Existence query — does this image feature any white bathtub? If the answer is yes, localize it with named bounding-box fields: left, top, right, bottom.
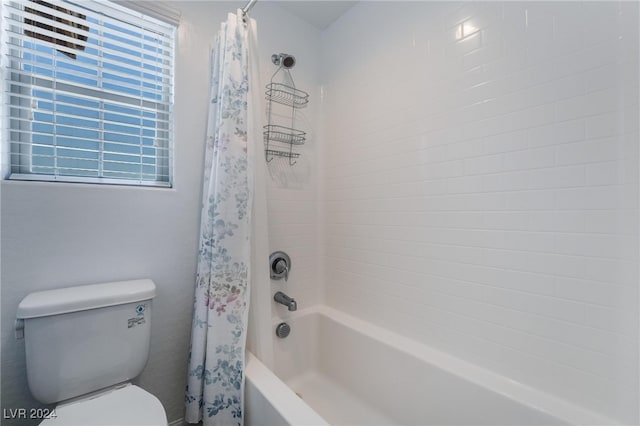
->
left=246, top=305, right=616, bottom=426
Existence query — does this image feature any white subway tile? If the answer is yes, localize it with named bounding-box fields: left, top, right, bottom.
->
left=528, top=118, right=585, bottom=148
left=529, top=211, right=586, bottom=233
left=554, top=89, right=618, bottom=122
left=484, top=129, right=528, bottom=154
left=322, top=1, right=638, bottom=422
left=586, top=161, right=621, bottom=185
left=482, top=170, right=529, bottom=192
left=555, top=137, right=619, bottom=166
left=503, top=146, right=556, bottom=171
left=586, top=112, right=620, bottom=139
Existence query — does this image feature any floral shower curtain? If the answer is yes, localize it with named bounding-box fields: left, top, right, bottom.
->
left=185, top=11, right=258, bottom=426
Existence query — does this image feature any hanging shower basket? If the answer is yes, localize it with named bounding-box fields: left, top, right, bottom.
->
left=265, top=82, right=309, bottom=108
left=264, top=53, right=309, bottom=165
left=263, top=124, right=306, bottom=145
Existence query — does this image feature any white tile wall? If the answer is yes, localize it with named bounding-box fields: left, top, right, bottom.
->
left=263, top=6, right=324, bottom=320
left=321, top=1, right=639, bottom=423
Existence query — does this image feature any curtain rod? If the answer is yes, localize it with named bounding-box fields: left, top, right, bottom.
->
left=242, top=0, right=258, bottom=15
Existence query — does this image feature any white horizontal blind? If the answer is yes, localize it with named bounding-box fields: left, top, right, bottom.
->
left=2, top=0, right=175, bottom=186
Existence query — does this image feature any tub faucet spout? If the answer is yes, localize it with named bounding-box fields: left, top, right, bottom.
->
left=274, top=291, right=297, bottom=311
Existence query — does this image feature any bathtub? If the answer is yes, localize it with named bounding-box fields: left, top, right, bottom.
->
left=245, top=305, right=616, bottom=426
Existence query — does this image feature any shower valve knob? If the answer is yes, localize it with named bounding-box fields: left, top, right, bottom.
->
left=274, top=259, right=288, bottom=280
left=269, top=251, right=291, bottom=281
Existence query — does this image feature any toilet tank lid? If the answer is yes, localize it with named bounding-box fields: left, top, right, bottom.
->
left=17, top=279, right=156, bottom=319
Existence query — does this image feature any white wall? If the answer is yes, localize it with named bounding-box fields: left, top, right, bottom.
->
left=0, top=3, right=214, bottom=422
left=0, top=2, right=321, bottom=424
left=321, top=1, right=639, bottom=423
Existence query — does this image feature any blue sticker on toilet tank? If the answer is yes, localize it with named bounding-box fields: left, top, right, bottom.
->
left=136, top=304, right=145, bottom=315
left=128, top=304, right=146, bottom=329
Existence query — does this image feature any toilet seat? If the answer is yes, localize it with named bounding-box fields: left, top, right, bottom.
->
left=40, top=384, right=167, bottom=426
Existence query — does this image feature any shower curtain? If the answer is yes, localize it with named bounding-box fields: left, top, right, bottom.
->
left=185, top=11, right=259, bottom=426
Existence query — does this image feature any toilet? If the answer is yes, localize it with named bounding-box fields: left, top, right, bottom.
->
left=16, top=279, right=168, bottom=425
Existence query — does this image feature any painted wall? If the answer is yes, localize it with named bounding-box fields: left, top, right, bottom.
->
left=321, top=1, right=639, bottom=423
left=0, top=2, right=320, bottom=424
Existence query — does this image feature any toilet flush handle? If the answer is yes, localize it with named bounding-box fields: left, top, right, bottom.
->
left=15, top=319, right=24, bottom=339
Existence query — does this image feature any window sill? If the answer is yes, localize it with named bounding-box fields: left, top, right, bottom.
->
left=6, top=174, right=173, bottom=189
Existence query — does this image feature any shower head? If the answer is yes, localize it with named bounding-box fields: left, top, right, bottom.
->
left=272, top=53, right=296, bottom=69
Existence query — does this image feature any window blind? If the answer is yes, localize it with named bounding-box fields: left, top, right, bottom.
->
left=2, top=0, right=175, bottom=186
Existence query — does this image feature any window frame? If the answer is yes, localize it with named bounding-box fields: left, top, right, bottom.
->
left=1, top=0, right=176, bottom=188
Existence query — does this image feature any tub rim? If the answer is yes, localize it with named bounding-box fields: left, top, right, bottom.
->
left=246, top=351, right=328, bottom=426
left=273, top=304, right=618, bottom=426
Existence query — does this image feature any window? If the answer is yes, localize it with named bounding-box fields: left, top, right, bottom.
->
left=1, top=0, right=175, bottom=186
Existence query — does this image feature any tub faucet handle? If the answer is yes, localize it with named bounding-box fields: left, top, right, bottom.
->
left=270, top=251, right=291, bottom=281
left=275, top=259, right=289, bottom=282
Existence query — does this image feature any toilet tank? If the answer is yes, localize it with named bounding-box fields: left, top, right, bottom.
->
left=16, top=279, right=156, bottom=404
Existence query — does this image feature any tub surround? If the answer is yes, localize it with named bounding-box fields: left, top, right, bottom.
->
left=321, top=1, right=639, bottom=422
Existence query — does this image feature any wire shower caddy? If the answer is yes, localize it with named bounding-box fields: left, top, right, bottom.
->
left=264, top=53, right=309, bottom=165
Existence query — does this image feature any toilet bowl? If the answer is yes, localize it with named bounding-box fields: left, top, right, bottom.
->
left=41, top=384, right=167, bottom=426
